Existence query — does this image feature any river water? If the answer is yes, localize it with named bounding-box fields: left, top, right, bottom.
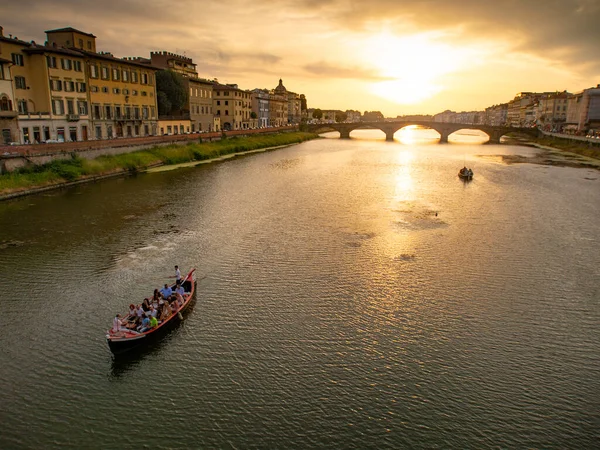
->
left=0, top=129, right=598, bottom=449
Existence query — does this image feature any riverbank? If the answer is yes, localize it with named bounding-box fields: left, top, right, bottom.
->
left=0, top=132, right=319, bottom=200
left=498, top=136, right=600, bottom=170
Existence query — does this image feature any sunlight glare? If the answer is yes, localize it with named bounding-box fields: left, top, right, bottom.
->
left=365, top=31, right=471, bottom=105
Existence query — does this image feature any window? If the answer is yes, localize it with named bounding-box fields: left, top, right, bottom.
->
left=23, top=127, right=30, bottom=143
left=64, top=81, right=75, bottom=92
left=51, top=99, right=64, bottom=115
left=225, top=101, right=228, bottom=105
left=0, top=65, right=4, bottom=80
left=11, top=53, right=24, bottom=66
left=141, top=73, right=148, bottom=84
left=78, top=101, right=88, bottom=115
left=43, top=126, right=50, bottom=141
left=73, top=60, right=82, bottom=72
left=131, top=71, right=138, bottom=83
left=112, top=68, right=120, bottom=81
left=15, top=76, right=26, bottom=89
left=113, top=88, right=120, bottom=94
left=217, top=100, right=220, bottom=106
left=93, top=105, right=101, bottom=119
left=87, top=41, right=92, bottom=50
left=142, top=106, right=149, bottom=119
left=122, top=70, right=129, bottom=82
left=51, top=79, right=63, bottom=91
left=0, top=95, right=11, bottom=111
left=77, top=82, right=86, bottom=93
left=18, top=99, right=28, bottom=114
left=61, top=59, right=72, bottom=70
left=141, top=91, right=147, bottom=96
left=104, top=105, right=112, bottom=119
left=101, top=86, right=109, bottom=93
left=134, top=107, right=140, bottom=119
left=47, top=56, right=57, bottom=68
left=101, top=66, right=109, bottom=80
left=132, top=90, right=138, bottom=96
left=225, top=110, right=229, bottom=115
left=123, top=88, right=129, bottom=95
left=67, top=99, right=75, bottom=115
left=78, top=39, right=84, bottom=48
left=115, top=106, right=122, bottom=119
left=90, top=65, right=98, bottom=79
left=95, top=126, right=102, bottom=139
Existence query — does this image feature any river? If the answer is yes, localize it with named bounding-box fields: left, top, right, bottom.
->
left=0, top=128, right=598, bottom=449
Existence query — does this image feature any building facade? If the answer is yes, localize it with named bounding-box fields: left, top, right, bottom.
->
left=251, top=89, right=269, bottom=128
left=0, top=28, right=19, bottom=143
left=45, top=27, right=159, bottom=140
left=213, top=83, right=253, bottom=130
left=188, top=78, right=213, bottom=132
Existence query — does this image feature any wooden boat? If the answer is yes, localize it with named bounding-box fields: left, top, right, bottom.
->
left=458, top=167, right=473, bottom=180
left=106, top=268, right=197, bottom=355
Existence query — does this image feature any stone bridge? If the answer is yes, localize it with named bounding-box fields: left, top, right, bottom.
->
left=306, top=121, right=540, bottom=144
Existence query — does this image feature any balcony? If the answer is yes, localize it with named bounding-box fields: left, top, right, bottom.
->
left=66, top=114, right=80, bottom=122
left=0, top=110, right=18, bottom=118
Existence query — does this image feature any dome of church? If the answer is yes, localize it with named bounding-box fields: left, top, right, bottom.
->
left=274, top=78, right=287, bottom=93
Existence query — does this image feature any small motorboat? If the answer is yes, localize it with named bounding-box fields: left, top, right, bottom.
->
left=106, top=268, right=197, bottom=355
left=458, top=167, right=473, bottom=180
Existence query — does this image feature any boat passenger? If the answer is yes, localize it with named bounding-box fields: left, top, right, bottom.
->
left=126, top=304, right=137, bottom=321
left=112, top=314, right=127, bottom=333
left=160, top=284, right=173, bottom=299
left=142, top=298, right=151, bottom=311
left=149, top=305, right=158, bottom=318
left=175, top=281, right=185, bottom=297
left=149, top=315, right=158, bottom=328
left=174, top=265, right=181, bottom=283
left=153, top=289, right=161, bottom=302
left=136, top=304, right=144, bottom=319
left=139, top=314, right=151, bottom=332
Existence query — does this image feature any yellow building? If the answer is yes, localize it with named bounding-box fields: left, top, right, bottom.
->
left=189, top=78, right=214, bottom=132
left=0, top=28, right=91, bottom=144
left=45, top=27, right=159, bottom=139
left=213, top=83, right=252, bottom=130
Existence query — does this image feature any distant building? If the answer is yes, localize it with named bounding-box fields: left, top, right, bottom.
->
left=251, top=89, right=270, bottom=128
left=565, top=84, right=600, bottom=133
left=213, top=83, right=252, bottom=130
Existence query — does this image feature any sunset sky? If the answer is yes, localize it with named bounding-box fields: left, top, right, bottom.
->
left=1, top=0, right=599, bottom=116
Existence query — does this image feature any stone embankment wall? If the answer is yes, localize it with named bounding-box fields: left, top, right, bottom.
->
left=0, top=126, right=297, bottom=173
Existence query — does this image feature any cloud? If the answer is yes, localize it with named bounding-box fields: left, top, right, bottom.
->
left=303, top=61, right=388, bottom=80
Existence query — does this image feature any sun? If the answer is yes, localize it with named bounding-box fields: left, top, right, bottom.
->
left=364, top=31, right=468, bottom=105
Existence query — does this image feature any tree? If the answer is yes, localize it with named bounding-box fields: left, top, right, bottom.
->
left=335, top=111, right=348, bottom=123
left=300, top=94, right=307, bottom=111
left=250, top=111, right=257, bottom=119
left=312, top=108, right=323, bottom=120
left=156, top=70, right=188, bottom=116
left=157, top=91, right=172, bottom=116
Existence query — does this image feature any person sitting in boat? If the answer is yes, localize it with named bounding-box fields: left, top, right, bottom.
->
left=153, top=289, right=161, bottom=303
left=149, top=315, right=159, bottom=329
left=136, top=304, right=145, bottom=320
left=126, top=304, right=137, bottom=321
left=175, top=291, right=184, bottom=307
left=148, top=305, right=158, bottom=318
left=160, top=283, right=173, bottom=299
left=175, top=280, right=185, bottom=297
left=159, top=303, right=172, bottom=321
left=139, top=314, right=151, bottom=332
left=142, top=298, right=151, bottom=312
left=112, top=314, right=127, bottom=333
